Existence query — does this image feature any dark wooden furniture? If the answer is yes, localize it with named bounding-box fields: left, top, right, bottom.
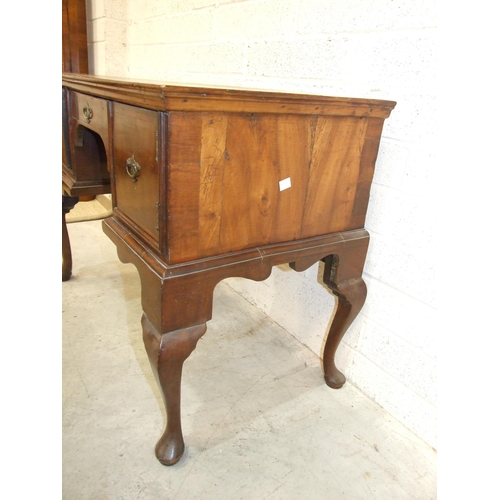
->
left=62, top=73, right=396, bottom=465
left=62, top=0, right=112, bottom=281
left=62, top=0, right=88, bottom=75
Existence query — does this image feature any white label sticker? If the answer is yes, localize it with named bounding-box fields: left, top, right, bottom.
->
left=279, top=177, right=291, bottom=191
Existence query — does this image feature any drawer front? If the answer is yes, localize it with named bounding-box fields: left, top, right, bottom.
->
left=70, top=91, right=109, bottom=140
left=67, top=90, right=110, bottom=186
left=113, top=102, right=160, bottom=247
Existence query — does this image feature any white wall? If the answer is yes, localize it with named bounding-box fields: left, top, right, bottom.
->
left=86, top=0, right=437, bottom=448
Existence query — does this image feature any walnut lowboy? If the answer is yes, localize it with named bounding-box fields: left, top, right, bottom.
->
left=62, top=73, right=396, bottom=465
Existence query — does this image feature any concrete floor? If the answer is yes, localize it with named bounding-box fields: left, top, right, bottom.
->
left=62, top=219, right=437, bottom=499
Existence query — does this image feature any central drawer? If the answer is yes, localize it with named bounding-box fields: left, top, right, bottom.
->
left=70, top=92, right=109, bottom=139
left=65, top=91, right=110, bottom=189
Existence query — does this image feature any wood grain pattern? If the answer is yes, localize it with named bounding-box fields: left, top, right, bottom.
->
left=167, top=113, right=203, bottom=261
left=198, top=114, right=228, bottom=256
left=350, top=118, right=385, bottom=228
left=62, top=0, right=88, bottom=74
left=301, top=116, right=367, bottom=236
left=219, top=113, right=280, bottom=252
left=166, top=112, right=377, bottom=264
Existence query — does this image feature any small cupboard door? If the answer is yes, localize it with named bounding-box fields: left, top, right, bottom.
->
left=113, top=103, right=161, bottom=248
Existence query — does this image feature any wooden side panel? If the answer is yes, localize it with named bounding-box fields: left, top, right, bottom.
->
left=167, top=112, right=372, bottom=264
left=349, top=118, right=385, bottom=229
left=301, top=116, right=368, bottom=237
left=198, top=114, right=228, bottom=256
left=219, top=114, right=280, bottom=252
left=273, top=116, right=311, bottom=242
left=113, top=103, right=160, bottom=245
left=218, top=114, right=312, bottom=253
left=167, top=113, right=203, bottom=262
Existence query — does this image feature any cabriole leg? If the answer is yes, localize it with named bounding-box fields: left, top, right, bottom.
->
left=322, top=255, right=367, bottom=389
left=141, top=314, right=207, bottom=466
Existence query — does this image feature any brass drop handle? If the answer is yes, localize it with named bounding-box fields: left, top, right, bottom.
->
left=126, top=155, right=141, bottom=182
left=82, top=103, right=93, bottom=124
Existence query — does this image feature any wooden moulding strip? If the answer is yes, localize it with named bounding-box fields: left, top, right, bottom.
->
left=62, top=74, right=397, bottom=118
left=103, top=216, right=369, bottom=280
